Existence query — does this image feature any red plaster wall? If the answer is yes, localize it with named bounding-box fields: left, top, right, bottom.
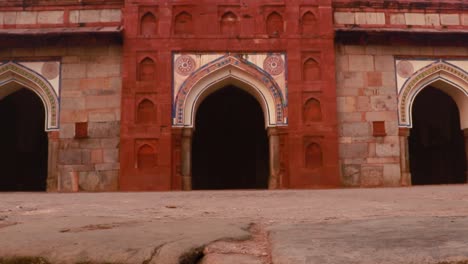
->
left=120, top=0, right=340, bottom=190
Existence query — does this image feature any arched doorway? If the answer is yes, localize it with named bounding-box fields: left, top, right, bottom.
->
left=0, top=88, right=48, bottom=191
left=192, top=86, right=269, bottom=190
left=409, top=87, right=467, bottom=185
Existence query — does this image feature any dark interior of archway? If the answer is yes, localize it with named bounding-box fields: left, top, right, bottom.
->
left=0, top=88, right=48, bottom=191
left=192, top=86, right=269, bottom=190
left=409, top=86, right=466, bottom=185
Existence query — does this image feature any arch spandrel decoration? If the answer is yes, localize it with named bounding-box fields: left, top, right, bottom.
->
left=397, top=59, right=468, bottom=129
left=172, top=53, right=288, bottom=127
left=0, top=61, right=60, bottom=131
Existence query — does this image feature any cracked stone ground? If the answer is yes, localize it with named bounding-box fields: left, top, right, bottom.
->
left=1, top=186, right=468, bottom=264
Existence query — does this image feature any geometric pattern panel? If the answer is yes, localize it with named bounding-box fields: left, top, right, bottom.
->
left=172, top=52, right=287, bottom=127
left=0, top=61, right=61, bottom=131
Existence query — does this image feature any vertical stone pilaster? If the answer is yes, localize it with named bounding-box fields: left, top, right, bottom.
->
left=268, top=127, right=280, bottom=189
left=181, top=128, right=193, bottom=190
left=399, top=127, right=411, bottom=186
left=47, top=131, right=59, bottom=192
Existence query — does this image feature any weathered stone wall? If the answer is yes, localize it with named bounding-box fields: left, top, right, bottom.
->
left=335, top=43, right=468, bottom=187
left=0, top=44, right=122, bottom=192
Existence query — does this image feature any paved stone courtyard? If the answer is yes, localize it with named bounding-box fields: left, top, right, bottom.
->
left=1, top=185, right=468, bottom=264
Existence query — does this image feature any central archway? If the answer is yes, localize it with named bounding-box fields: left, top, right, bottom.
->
left=409, top=87, right=466, bottom=185
left=192, top=86, right=269, bottom=190
left=0, top=88, right=48, bottom=191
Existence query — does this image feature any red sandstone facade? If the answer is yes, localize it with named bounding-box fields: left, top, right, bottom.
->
left=0, top=0, right=466, bottom=191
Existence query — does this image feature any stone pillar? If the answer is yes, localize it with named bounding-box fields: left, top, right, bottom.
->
left=464, top=129, right=468, bottom=183
left=181, top=128, right=193, bottom=191
left=47, top=131, right=59, bottom=192
left=398, top=127, right=411, bottom=186
left=268, top=127, right=280, bottom=189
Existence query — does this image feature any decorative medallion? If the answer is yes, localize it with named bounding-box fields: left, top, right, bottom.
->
left=41, top=62, right=60, bottom=80
left=175, top=55, right=196, bottom=76
left=396, top=61, right=414, bottom=79
left=263, top=55, right=285, bottom=76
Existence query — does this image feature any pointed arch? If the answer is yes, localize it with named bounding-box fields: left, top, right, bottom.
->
left=138, top=57, right=156, bottom=81
left=398, top=61, right=468, bottom=129
left=140, top=12, right=158, bottom=36
left=137, top=144, right=157, bottom=169
left=221, top=11, right=239, bottom=35
left=266, top=12, right=284, bottom=36
left=305, top=143, right=323, bottom=169
left=174, top=11, right=193, bottom=35
left=303, top=58, right=321, bottom=81
left=0, top=62, right=59, bottom=131
left=301, top=11, right=317, bottom=34
left=173, top=55, right=287, bottom=127
left=136, top=98, right=156, bottom=124
left=304, top=98, right=322, bottom=123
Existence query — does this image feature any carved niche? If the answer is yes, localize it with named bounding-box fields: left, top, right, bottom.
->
left=303, top=57, right=321, bottom=81
left=174, top=11, right=193, bottom=35
left=140, top=12, right=158, bottom=36
left=304, top=98, right=322, bottom=123
left=220, top=11, right=239, bottom=35
left=266, top=12, right=284, bottom=36
left=305, top=143, right=323, bottom=169
left=138, top=57, right=156, bottom=81
left=301, top=11, right=317, bottom=35
left=136, top=99, right=157, bottom=124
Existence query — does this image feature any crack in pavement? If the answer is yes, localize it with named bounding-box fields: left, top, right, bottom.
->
left=142, top=238, right=184, bottom=264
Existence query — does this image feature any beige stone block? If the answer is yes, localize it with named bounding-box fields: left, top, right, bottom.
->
left=341, top=122, right=370, bottom=137
left=462, top=14, right=468, bottom=26
left=62, top=64, right=86, bottom=79
left=370, top=95, right=397, bottom=111
left=405, top=13, right=425, bottom=26
left=69, top=10, right=79, bottom=23
left=86, top=63, right=121, bottom=78
left=344, top=45, right=366, bottom=55
left=78, top=10, right=101, bottom=23
left=37, top=11, right=64, bottom=24
left=339, top=143, right=368, bottom=158
left=0, top=13, right=4, bottom=25
left=425, top=14, right=440, bottom=26
left=341, top=72, right=364, bottom=89
left=433, top=47, right=467, bottom=56
left=79, top=171, right=100, bottom=191
left=60, top=110, right=87, bottom=123
left=361, top=165, right=384, bottom=187
left=356, top=96, right=371, bottom=111
left=80, top=139, right=101, bottom=149
left=374, top=55, right=395, bottom=72
left=59, top=123, right=75, bottom=139
left=103, top=149, right=119, bottom=163
left=440, top=14, right=460, bottom=26
left=390, top=14, right=405, bottom=25
left=91, top=149, right=103, bottom=164
left=355, top=12, right=366, bottom=24
left=61, top=79, right=81, bottom=90
left=376, top=142, right=399, bottom=157
left=100, top=9, right=121, bottom=22
left=3, top=12, right=16, bottom=25
left=337, top=96, right=356, bottom=113
left=366, top=12, right=385, bottom=25
left=348, top=55, right=374, bottom=71
left=365, top=111, right=397, bottom=121
left=341, top=164, right=361, bottom=187
left=16, top=11, right=37, bottom=24
left=383, top=164, right=401, bottom=186
left=338, top=112, right=362, bottom=123
left=89, top=112, right=116, bottom=122
left=381, top=72, right=397, bottom=88
left=334, top=12, right=355, bottom=24
left=61, top=97, right=85, bottom=110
